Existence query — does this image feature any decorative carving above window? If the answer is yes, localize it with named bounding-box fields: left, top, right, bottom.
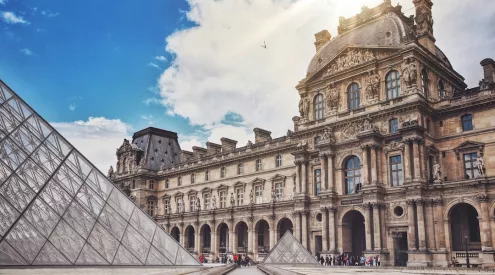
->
left=454, top=141, right=484, bottom=160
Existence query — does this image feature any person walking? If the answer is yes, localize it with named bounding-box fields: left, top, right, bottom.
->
left=325, top=255, right=330, bottom=266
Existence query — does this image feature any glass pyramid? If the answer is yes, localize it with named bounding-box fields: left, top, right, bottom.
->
left=262, top=231, right=318, bottom=264
left=0, top=80, right=201, bottom=266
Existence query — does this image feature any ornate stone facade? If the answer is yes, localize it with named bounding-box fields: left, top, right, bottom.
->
left=110, top=0, right=495, bottom=268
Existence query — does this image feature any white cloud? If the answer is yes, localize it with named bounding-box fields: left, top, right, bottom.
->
left=179, top=138, right=202, bottom=151
left=20, top=48, right=34, bottom=56
left=0, top=0, right=7, bottom=6
left=69, top=104, right=76, bottom=111
left=155, top=56, right=167, bottom=62
left=52, top=117, right=131, bottom=172
left=157, top=0, right=494, bottom=145
left=143, top=97, right=161, bottom=106
left=1, top=11, right=29, bottom=24
left=41, top=10, right=59, bottom=17
left=148, top=62, right=161, bottom=69
left=140, top=114, right=153, bottom=120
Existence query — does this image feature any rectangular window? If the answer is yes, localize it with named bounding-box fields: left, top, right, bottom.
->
left=149, top=180, right=155, bottom=190
left=164, top=200, right=170, bottom=214
left=191, top=174, right=195, bottom=184
left=220, top=191, right=226, bottom=208
left=462, top=115, right=473, bottom=131
left=390, top=155, right=404, bottom=186
left=236, top=188, right=244, bottom=206
left=389, top=119, right=399, bottom=134
left=204, top=194, right=210, bottom=210
left=165, top=179, right=169, bottom=189
left=464, top=153, right=479, bottom=179
left=189, top=196, right=196, bottom=212
left=255, top=186, right=263, bottom=204
left=147, top=200, right=156, bottom=216
left=314, top=136, right=320, bottom=145
left=314, top=169, right=321, bottom=195
left=177, top=177, right=181, bottom=186
left=238, top=164, right=243, bottom=175
left=275, top=183, right=283, bottom=202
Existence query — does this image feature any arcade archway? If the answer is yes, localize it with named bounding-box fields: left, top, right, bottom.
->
left=236, top=221, right=248, bottom=254
left=200, top=224, right=211, bottom=254
left=450, top=203, right=481, bottom=251
left=170, top=226, right=180, bottom=243
left=277, top=218, right=293, bottom=241
left=342, top=210, right=366, bottom=257
left=255, top=219, right=270, bottom=254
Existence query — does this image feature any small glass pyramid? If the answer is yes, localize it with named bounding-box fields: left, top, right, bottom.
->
left=262, top=231, right=318, bottom=264
left=0, top=80, right=201, bottom=266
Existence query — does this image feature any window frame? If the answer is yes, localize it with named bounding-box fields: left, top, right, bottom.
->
left=191, top=173, right=195, bottom=184
left=256, top=159, right=262, bottom=172
left=219, top=191, right=227, bottom=208
left=235, top=187, right=244, bottom=206
left=314, top=169, right=322, bottom=196
left=463, top=152, right=479, bottom=179
left=165, top=179, right=169, bottom=189
left=149, top=180, right=155, bottom=190
left=205, top=170, right=210, bottom=181
left=389, top=118, right=399, bottom=134
left=275, top=155, right=282, bottom=167
left=164, top=199, right=171, bottom=215
left=237, top=163, right=243, bottom=175
left=203, top=193, right=211, bottom=210
left=255, top=185, right=263, bottom=204
left=462, top=114, right=473, bottom=132
left=220, top=166, right=226, bottom=178
left=147, top=200, right=156, bottom=216
left=347, top=83, right=361, bottom=110
left=177, top=176, right=181, bottom=186
left=189, top=196, right=196, bottom=212
left=344, top=156, right=361, bottom=195
left=314, top=93, right=325, bottom=120
left=389, top=155, right=404, bottom=186
left=386, top=70, right=401, bottom=99
left=275, top=182, right=283, bottom=202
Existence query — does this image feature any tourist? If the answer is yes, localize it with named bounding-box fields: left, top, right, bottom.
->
left=325, top=255, right=330, bottom=266
left=199, top=254, right=204, bottom=263
left=360, top=255, right=365, bottom=266
left=320, top=256, right=324, bottom=265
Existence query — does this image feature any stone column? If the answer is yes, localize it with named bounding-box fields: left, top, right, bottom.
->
left=434, top=199, right=446, bottom=250
left=377, top=147, right=383, bottom=184
left=302, top=210, right=308, bottom=249
left=373, top=203, right=382, bottom=250
left=479, top=195, right=494, bottom=250
left=413, top=140, right=421, bottom=180
left=425, top=200, right=436, bottom=251
left=328, top=155, right=335, bottom=192
left=229, top=219, right=235, bottom=253
left=179, top=223, right=185, bottom=248
left=211, top=225, right=217, bottom=259
left=370, top=146, right=378, bottom=185
left=407, top=200, right=417, bottom=250
left=329, top=207, right=337, bottom=252
left=362, top=146, right=370, bottom=185
left=294, top=211, right=301, bottom=242
left=301, top=160, right=308, bottom=194
left=418, top=141, right=425, bottom=180
left=364, top=204, right=372, bottom=251
left=269, top=215, right=276, bottom=249
left=195, top=223, right=201, bottom=255
left=416, top=200, right=427, bottom=250
left=321, top=154, right=328, bottom=191
left=247, top=218, right=254, bottom=256
left=294, top=161, right=301, bottom=194
left=379, top=204, right=387, bottom=250
left=403, top=140, right=412, bottom=182
left=321, top=207, right=328, bottom=251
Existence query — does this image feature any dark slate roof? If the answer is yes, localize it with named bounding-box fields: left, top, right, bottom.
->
left=131, top=127, right=181, bottom=171
left=307, top=12, right=415, bottom=76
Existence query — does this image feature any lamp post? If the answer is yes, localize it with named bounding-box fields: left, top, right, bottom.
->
left=464, top=233, right=470, bottom=268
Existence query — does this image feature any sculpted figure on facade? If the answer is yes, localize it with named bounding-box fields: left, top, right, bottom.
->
left=325, top=49, right=375, bottom=76
left=433, top=160, right=441, bottom=181
left=320, top=126, right=336, bottom=144
left=478, top=153, right=486, bottom=177
left=211, top=195, right=217, bottom=209
left=230, top=192, right=235, bottom=207
left=298, top=96, right=310, bottom=120
left=341, top=122, right=360, bottom=140
left=325, top=83, right=340, bottom=112
left=415, top=5, right=433, bottom=36
left=177, top=198, right=184, bottom=213
left=107, top=166, right=115, bottom=179
left=361, top=115, right=378, bottom=133
left=365, top=70, right=380, bottom=102
left=196, top=197, right=201, bottom=211
left=402, top=58, right=418, bottom=88
left=249, top=189, right=254, bottom=204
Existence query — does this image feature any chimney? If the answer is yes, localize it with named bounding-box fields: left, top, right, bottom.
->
left=206, top=142, right=222, bottom=155
left=180, top=150, right=193, bottom=162
left=220, top=137, right=237, bottom=152
left=253, top=128, right=272, bottom=144
left=192, top=146, right=207, bottom=159
left=413, top=0, right=436, bottom=53
left=314, top=30, right=331, bottom=52
left=480, top=58, right=495, bottom=84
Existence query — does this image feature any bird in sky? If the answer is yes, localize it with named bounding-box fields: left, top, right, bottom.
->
left=261, top=41, right=267, bottom=49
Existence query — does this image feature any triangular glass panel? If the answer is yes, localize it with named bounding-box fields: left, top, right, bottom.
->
left=32, top=241, right=71, bottom=265
left=0, top=241, right=28, bottom=265
left=261, top=231, right=318, bottom=264
left=75, top=243, right=109, bottom=265
left=0, top=80, right=200, bottom=266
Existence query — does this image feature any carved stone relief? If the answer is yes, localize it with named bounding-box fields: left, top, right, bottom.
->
left=325, top=83, right=341, bottom=113
left=364, top=70, right=380, bottom=103
left=324, top=49, right=375, bottom=76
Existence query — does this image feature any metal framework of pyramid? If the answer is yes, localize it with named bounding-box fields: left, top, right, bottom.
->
left=0, top=80, right=200, bottom=266
left=262, top=231, right=318, bottom=264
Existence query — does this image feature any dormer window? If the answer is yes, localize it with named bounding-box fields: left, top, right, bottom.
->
left=314, top=93, right=324, bottom=120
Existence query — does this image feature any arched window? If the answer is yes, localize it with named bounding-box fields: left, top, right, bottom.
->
left=386, top=70, right=401, bottom=99
left=220, top=167, right=226, bottom=178
left=438, top=80, right=446, bottom=99
left=205, top=170, right=210, bottom=181
left=237, top=163, right=243, bottom=175
left=347, top=83, right=360, bottom=110
left=275, top=155, right=282, bottom=167
left=421, top=69, right=429, bottom=97
left=314, top=93, right=324, bottom=120
left=461, top=114, right=473, bottom=131
left=344, top=156, right=361, bottom=194
left=256, top=159, right=262, bottom=171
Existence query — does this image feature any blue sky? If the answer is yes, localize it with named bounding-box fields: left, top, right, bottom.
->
left=1, top=0, right=494, bottom=171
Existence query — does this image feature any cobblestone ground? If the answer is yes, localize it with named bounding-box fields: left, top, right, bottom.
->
left=227, top=266, right=265, bottom=275
left=0, top=267, right=203, bottom=275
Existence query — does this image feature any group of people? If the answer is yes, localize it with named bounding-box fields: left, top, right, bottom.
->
left=316, top=253, right=381, bottom=266
left=202, top=253, right=253, bottom=267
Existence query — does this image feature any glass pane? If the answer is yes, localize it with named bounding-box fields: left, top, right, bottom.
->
left=85, top=169, right=113, bottom=200
left=10, top=125, right=42, bottom=154
left=24, top=198, right=60, bottom=237
left=112, top=244, right=142, bottom=265
left=30, top=143, right=62, bottom=174
left=98, top=204, right=127, bottom=241
left=63, top=200, right=96, bottom=239
left=76, top=184, right=105, bottom=218
left=0, top=175, right=36, bottom=212
left=75, top=243, right=109, bottom=265
left=66, top=151, right=92, bottom=179
left=5, top=97, right=32, bottom=122
left=0, top=240, right=28, bottom=265
left=0, top=196, right=19, bottom=237
left=32, top=241, right=71, bottom=265
left=107, top=188, right=135, bottom=221
left=129, top=207, right=156, bottom=242
left=52, top=163, right=84, bottom=196
left=121, top=225, right=151, bottom=263
left=5, top=217, right=46, bottom=263
left=40, top=179, right=73, bottom=215
left=24, top=115, right=51, bottom=141
left=146, top=245, right=173, bottom=265
left=0, top=82, right=14, bottom=104
left=88, top=222, right=120, bottom=263
left=49, top=220, right=85, bottom=263
left=0, top=137, right=27, bottom=171
left=0, top=160, right=13, bottom=186
left=16, top=158, right=49, bottom=193
left=0, top=103, right=24, bottom=134
left=464, top=154, right=471, bottom=161
left=152, top=227, right=179, bottom=263
left=45, top=133, right=72, bottom=159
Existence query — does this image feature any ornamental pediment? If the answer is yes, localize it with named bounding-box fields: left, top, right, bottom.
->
left=269, top=174, right=286, bottom=182
left=454, top=141, right=485, bottom=159
left=306, top=46, right=400, bottom=83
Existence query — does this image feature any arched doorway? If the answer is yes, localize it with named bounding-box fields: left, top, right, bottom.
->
left=217, top=223, right=229, bottom=256
left=185, top=225, right=195, bottom=253
left=236, top=222, right=248, bottom=255
left=170, top=226, right=180, bottom=243
left=200, top=224, right=211, bottom=255
left=342, top=210, right=365, bottom=257
left=255, top=220, right=270, bottom=255
left=450, top=203, right=481, bottom=251
left=277, top=218, right=293, bottom=241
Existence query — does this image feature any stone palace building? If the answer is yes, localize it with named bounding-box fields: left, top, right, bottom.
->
left=108, top=0, right=495, bottom=267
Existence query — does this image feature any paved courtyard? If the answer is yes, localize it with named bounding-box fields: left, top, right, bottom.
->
left=227, top=266, right=264, bottom=275
left=0, top=267, right=205, bottom=275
